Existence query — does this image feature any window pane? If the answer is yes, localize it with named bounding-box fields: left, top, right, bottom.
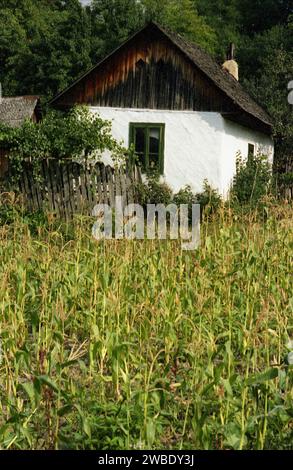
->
left=149, top=128, right=160, bottom=154
left=134, top=127, right=145, bottom=154
left=130, top=123, right=164, bottom=174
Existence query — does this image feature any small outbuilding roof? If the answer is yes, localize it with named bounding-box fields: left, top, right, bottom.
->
left=0, top=96, right=41, bottom=128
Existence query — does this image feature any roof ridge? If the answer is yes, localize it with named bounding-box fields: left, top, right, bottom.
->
left=153, top=22, right=272, bottom=125
left=49, top=21, right=272, bottom=130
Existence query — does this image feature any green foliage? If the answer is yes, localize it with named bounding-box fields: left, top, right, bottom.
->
left=196, top=0, right=241, bottom=59
left=0, top=0, right=218, bottom=101
left=238, top=22, right=293, bottom=136
left=143, top=0, right=217, bottom=54
left=0, top=2, right=292, bottom=450
left=0, top=204, right=292, bottom=449
left=0, top=0, right=292, bottom=181
left=89, top=0, right=145, bottom=62
left=173, top=185, right=198, bottom=222
left=0, top=123, right=12, bottom=150
left=196, top=2, right=292, bottom=179
left=173, top=185, right=197, bottom=206
left=134, top=172, right=173, bottom=207
left=0, top=193, right=49, bottom=233
left=276, top=172, right=293, bottom=198
left=135, top=176, right=222, bottom=218
left=0, top=201, right=19, bottom=226
left=2, top=106, right=128, bottom=182
left=231, top=152, right=272, bottom=205
left=237, top=0, right=292, bottom=36
left=0, top=0, right=92, bottom=98
left=195, top=180, right=222, bottom=216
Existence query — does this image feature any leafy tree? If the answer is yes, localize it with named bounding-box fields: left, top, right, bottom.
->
left=2, top=107, right=128, bottom=181
left=88, top=0, right=145, bottom=63
left=142, top=0, right=217, bottom=54
left=237, top=0, right=292, bottom=36
left=238, top=21, right=293, bottom=176
left=196, top=0, right=241, bottom=59
left=0, top=0, right=92, bottom=98
left=0, top=7, right=28, bottom=95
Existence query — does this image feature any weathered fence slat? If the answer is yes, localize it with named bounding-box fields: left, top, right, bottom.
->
left=95, top=164, right=103, bottom=205
left=106, top=166, right=115, bottom=208
left=101, top=164, right=109, bottom=206
left=16, top=160, right=142, bottom=218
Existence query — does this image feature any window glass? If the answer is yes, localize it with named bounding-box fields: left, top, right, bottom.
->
left=135, top=127, right=145, bottom=155
left=130, top=123, right=164, bottom=174
left=149, top=128, right=160, bottom=155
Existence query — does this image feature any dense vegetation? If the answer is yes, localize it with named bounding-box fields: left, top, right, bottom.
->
left=0, top=0, right=292, bottom=451
left=0, top=107, right=128, bottom=185
left=0, top=0, right=292, bottom=174
left=0, top=202, right=292, bottom=449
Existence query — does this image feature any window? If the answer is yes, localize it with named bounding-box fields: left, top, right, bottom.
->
left=248, top=143, right=255, bottom=158
left=129, top=123, right=165, bottom=173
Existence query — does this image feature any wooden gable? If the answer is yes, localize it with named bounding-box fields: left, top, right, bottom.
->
left=51, top=25, right=235, bottom=113
left=50, top=23, right=272, bottom=135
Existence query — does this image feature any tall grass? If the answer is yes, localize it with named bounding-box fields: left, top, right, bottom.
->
left=0, top=204, right=292, bottom=449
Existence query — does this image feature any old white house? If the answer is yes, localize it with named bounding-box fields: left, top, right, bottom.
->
left=50, top=22, right=274, bottom=195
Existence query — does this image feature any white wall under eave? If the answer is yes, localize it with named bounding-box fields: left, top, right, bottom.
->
left=221, top=117, right=274, bottom=196
left=89, top=107, right=274, bottom=197
left=90, top=106, right=224, bottom=193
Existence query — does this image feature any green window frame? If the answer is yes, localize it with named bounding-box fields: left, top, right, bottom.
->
left=129, top=123, right=165, bottom=174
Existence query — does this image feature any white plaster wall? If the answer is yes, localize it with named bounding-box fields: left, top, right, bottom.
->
left=89, top=106, right=274, bottom=196
left=221, top=118, right=274, bottom=196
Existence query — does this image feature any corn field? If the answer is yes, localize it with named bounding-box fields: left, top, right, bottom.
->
left=0, top=204, right=292, bottom=450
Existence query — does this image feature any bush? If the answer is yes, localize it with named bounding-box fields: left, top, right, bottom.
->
left=0, top=193, right=51, bottom=234
left=134, top=176, right=222, bottom=220
left=276, top=172, right=293, bottom=199
left=195, top=180, right=222, bottom=216
left=173, top=185, right=198, bottom=222
left=0, top=201, right=48, bottom=233
left=0, top=202, right=19, bottom=226
left=1, top=106, right=129, bottom=186
left=173, top=185, right=197, bottom=206
left=231, top=152, right=272, bottom=205
left=134, top=172, right=173, bottom=208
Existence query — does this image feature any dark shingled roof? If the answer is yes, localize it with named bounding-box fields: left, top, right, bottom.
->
left=0, top=96, right=41, bottom=127
left=50, top=21, right=272, bottom=131
left=155, top=23, right=272, bottom=128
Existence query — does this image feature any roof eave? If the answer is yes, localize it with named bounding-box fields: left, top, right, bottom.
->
left=49, top=21, right=273, bottom=131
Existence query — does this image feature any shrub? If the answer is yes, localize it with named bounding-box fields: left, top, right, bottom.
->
left=0, top=201, right=49, bottom=233
left=0, top=202, right=19, bottom=226
left=173, top=185, right=197, bottom=206
left=231, top=152, right=272, bottom=205
left=1, top=106, right=129, bottom=186
left=146, top=173, right=173, bottom=205
left=276, top=172, right=293, bottom=199
left=173, top=185, right=198, bottom=222
left=134, top=171, right=173, bottom=208
left=195, top=180, right=222, bottom=216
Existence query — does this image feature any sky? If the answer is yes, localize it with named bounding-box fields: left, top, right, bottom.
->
left=80, top=0, right=91, bottom=5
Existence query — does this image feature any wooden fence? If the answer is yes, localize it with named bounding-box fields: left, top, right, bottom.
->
left=15, top=159, right=142, bottom=219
